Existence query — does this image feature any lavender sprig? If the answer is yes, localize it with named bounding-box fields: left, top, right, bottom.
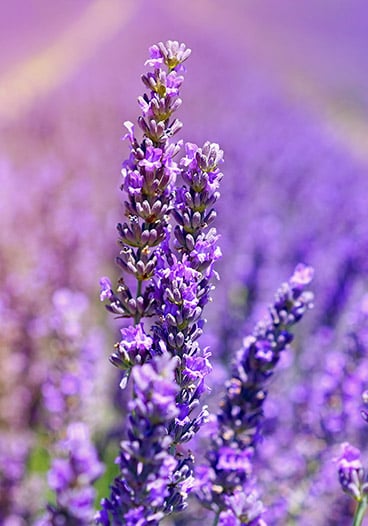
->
left=198, top=264, right=314, bottom=524
left=152, top=140, right=223, bottom=447
left=99, top=40, right=191, bottom=384
left=96, top=355, right=190, bottom=525
left=98, top=40, right=219, bottom=523
left=336, top=442, right=368, bottom=526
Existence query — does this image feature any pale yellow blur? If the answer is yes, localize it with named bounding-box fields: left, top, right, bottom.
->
left=0, top=0, right=136, bottom=122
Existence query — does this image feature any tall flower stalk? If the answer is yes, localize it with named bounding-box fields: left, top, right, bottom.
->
left=98, top=41, right=223, bottom=524
left=152, top=140, right=223, bottom=447
left=198, top=265, right=314, bottom=525
left=99, top=40, right=191, bottom=385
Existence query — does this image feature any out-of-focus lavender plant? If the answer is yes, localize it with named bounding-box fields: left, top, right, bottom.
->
left=243, top=286, right=368, bottom=525
left=98, top=40, right=223, bottom=524
left=197, top=264, right=314, bottom=525
left=0, top=155, right=112, bottom=523
left=0, top=269, right=50, bottom=524
left=37, top=289, right=104, bottom=525
left=39, top=423, right=103, bottom=526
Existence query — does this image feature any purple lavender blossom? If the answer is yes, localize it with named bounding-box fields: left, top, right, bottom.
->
left=219, top=264, right=314, bottom=450
left=336, top=443, right=368, bottom=501
left=197, top=265, right=314, bottom=524
left=152, top=138, right=224, bottom=447
left=252, top=287, right=368, bottom=525
left=96, top=355, right=193, bottom=525
left=98, top=40, right=221, bottom=524
left=100, top=40, right=192, bottom=375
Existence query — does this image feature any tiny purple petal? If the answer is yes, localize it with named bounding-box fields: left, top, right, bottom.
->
left=99, top=277, right=113, bottom=301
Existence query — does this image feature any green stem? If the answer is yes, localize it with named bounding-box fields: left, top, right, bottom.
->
left=134, top=279, right=142, bottom=325
left=212, top=511, right=220, bottom=526
left=353, top=497, right=368, bottom=526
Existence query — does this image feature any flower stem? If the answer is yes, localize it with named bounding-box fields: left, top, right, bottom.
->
left=213, top=510, right=220, bottom=526
left=353, top=497, right=368, bottom=526
left=134, top=279, right=142, bottom=325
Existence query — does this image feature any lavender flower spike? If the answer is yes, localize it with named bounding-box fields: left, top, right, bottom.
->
left=219, top=263, right=314, bottom=450
left=99, top=40, right=222, bottom=524
left=198, top=264, right=314, bottom=524
left=152, top=139, right=224, bottom=448
left=96, top=355, right=191, bottom=526
left=99, top=40, right=191, bottom=382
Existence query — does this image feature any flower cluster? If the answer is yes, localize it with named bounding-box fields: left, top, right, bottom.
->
left=198, top=264, right=314, bottom=524
left=98, top=40, right=223, bottom=524
left=97, top=356, right=191, bottom=525
left=336, top=443, right=368, bottom=501
left=100, top=40, right=192, bottom=385
left=153, top=138, right=224, bottom=446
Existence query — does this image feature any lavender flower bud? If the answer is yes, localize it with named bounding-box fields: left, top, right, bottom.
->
left=336, top=442, right=368, bottom=501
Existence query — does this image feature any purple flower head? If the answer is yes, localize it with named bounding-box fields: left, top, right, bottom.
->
left=156, top=259, right=202, bottom=321
left=187, top=229, right=222, bottom=277
left=146, top=40, right=191, bottom=72
left=290, top=263, right=314, bottom=288
left=182, top=352, right=212, bottom=383
left=166, top=70, right=184, bottom=95
left=138, top=146, right=163, bottom=172
left=180, top=141, right=224, bottom=194
left=141, top=69, right=184, bottom=99
left=99, top=277, right=113, bottom=302
left=216, top=446, right=253, bottom=474
left=336, top=442, right=368, bottom=500
left=221, top=489, right=267, bottom=526
left=119, top=323, right=153, bottom=354
left=131, top=356, right=179, bottom=420
left=197, top=141, right=224, bottom=174
left=180, top=142, right=200, bottom=170
left=110, top=323, right=153, bottom=375
left=121, top=168, right=144, bottom=196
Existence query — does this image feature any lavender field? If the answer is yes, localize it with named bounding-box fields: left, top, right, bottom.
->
left=2, top=2, right=368, bottom=525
